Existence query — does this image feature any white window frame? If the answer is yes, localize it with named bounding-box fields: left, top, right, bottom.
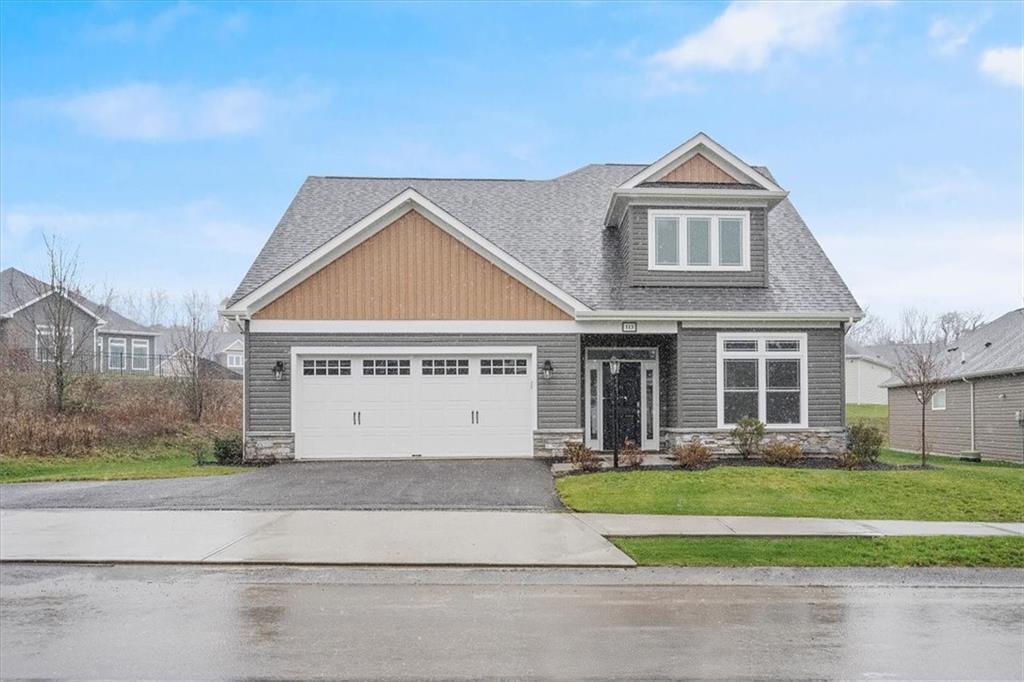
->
left=931, top=388, right=946, bottom=411
left=227, top=353, right=244, bottom=368
left=107, top=337, right=127, bottom=370
left=648, top=209, right=750, bottom=272
left=131, top=339, right=150, bottom=370
left=35, top=325, right=74, bottom=363
left=716, top=332, right=808, bottom=429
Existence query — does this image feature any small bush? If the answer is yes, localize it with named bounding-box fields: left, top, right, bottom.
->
left=730, top=417, right=765, bottom=459
left=673, top=439, right=712, bottom=469
left=836, top=451, right=861, bottom=470
left=212, top=434, right=244, bottom=464
left=564, top=440, right=601, bottom=472
left=762, top=440, right=803, bottom=467
left=619, top=439, right=644, bottom=468
left=848, top=422, right=884, bottom=465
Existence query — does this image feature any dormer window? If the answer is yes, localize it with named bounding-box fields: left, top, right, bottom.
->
left=648, top=209, right=749, bottom=271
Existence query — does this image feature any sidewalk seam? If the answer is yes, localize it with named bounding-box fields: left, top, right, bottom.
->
left=198, top=512, right=294, bottom=562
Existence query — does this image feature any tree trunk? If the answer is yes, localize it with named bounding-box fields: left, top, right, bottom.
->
left=920, top=399, right=926, bottom=467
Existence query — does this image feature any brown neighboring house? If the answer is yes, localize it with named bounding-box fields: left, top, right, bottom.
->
left=886, top=309, right=1024, bottom=462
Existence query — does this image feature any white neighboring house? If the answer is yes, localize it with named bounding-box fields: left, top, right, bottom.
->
left=153, top=329, right=244, bottom=378
left=845, top=340, right=895, bottom=405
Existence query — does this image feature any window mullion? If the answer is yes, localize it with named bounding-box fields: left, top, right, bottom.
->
left=710, top=218, right=720, bottom=266
left=758, top=357, right=767, bottom=424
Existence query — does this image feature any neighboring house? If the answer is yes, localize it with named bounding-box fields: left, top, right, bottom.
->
left=221, top=132, right=863, bottom=462
left=0, top=267, right=159, bottom=374
left=886, top=308, right=1024, bottom=462
left=153, top=329, right=244, bottom=378
left=844, top=340, right=894, bottom=405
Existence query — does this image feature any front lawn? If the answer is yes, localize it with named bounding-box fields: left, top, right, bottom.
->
left=612, top=536, right=1024, bottom=567
left=0, top=443, right=244, bottom=483
left=556, top=449, right=1024, bottom=522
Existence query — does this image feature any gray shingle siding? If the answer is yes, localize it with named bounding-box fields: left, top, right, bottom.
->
left=676, top=326, right=845, bottom=429
left=246, top=333, right=581, bottom=433
left=622, top=205, right=767, bottom=288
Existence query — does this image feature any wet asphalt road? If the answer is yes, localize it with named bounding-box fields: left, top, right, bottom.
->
left=0, top=459, right=564, bottom=511
left=2, top=564, right=1022, bottom=681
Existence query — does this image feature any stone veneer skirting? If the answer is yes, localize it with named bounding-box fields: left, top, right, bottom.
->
left=662, top=427, right=849, bottom=455
left=533, top=429, right=584, bottom=458
left=245, top=432, right=295, bottom=463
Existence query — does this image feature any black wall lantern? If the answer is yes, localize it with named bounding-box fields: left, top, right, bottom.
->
left=541, top=360, right=554, bottom=379
left=273, top=360, right=285, bottom=381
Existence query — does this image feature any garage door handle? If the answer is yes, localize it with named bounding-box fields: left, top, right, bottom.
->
left=358, top=411, right=362, bottom=425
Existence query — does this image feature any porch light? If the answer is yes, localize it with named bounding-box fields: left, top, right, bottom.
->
left=273, top=360, right=285, bottom=381
left=608, top=357, right=621, bottom=376
left=542, top=360, right=553, bottom=379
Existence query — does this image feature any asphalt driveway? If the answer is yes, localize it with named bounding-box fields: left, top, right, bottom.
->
left=0, top=459, right=564, bottom=511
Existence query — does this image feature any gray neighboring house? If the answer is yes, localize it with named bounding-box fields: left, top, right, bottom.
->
left=153, top=328, right=244, bottom=377
left=221, top=132, right=863, bottom=462
left=886, top=308, right=1024, bottom=462
left=844, top=340, right=894, bottom=405
left=0, top=267, right=159, bottom=374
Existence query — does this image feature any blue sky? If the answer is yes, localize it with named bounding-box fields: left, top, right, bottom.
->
left=1, top=1, right=1022, bottom=323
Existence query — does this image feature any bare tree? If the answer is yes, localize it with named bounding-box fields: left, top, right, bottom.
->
left=889, top=309, right=950, bottom=466
left=170, top=291, right=216, bottom=423
left=936, top=310, right=985, bottom=345
left=847, top=310, right=894, bottom=346
left=14, top=235, right=113, bottom=413
left=115, top=288, right=171, bottom=327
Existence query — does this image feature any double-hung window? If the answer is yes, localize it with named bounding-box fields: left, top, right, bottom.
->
left=649, top=210, right=749, bottom=271
left=227, top=353, right=244, bottom=369
left=131, top=339, right=150, bottom=371
left=35, top=325, right=73, bottom=363
left=108, top=338, right=126, bottom=370
left=717, top=333, right=807, bottom=428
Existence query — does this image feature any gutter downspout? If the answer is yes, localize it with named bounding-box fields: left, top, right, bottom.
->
left=962, top=377, right=975, bottom=451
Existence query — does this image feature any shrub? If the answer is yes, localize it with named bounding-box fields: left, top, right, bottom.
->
left=848, top=422, right=884, bottom=465
left=836, top=451, right=861, bottom=470
left=730, top=417, right=765, bottom=459
left=212, top=434, right=244, bottom=464
left=762, top=439, right=803, bottom=467
left=673, top=439, right=712, bottom=469
left=563, top=440, right=601, bottom=472
left=619, top=439, right=644, bottom=468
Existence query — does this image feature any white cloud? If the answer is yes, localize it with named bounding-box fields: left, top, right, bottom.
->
left=979, top=46, right=1024, bottom=87
left=41, top=82, right=306, bottom=141
left=928, top=16, right=984, bottom=56
left=651, top=1, right=852, bottom=72
left=87, top=2, right=244, bottom=43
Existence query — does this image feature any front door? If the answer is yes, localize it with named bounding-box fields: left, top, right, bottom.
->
left=584, top=349, right=659, bottom=451
left=602, top=362, right=641, bottom=450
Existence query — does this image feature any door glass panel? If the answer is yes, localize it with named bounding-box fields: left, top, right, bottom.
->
left=645, top=368, right=654, bottom=441
left=602, top=362, right=642, bottom=450
left=686, top=217, right=711, bottom=265
left=589, top=368, right=598, bottom=441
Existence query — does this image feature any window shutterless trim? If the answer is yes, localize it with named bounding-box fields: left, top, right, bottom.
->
left=647, top=209, right=751, bottom=272
left=107, top=337, right=127, bottom=370
left=716, top=332, right=808, bottom=429
left=931, top=388, right=946, bottom=411
left=131, top=339, right=150, bottom=370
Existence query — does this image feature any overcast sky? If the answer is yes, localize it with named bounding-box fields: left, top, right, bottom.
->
left=1, top=1, right=1022, bottom=324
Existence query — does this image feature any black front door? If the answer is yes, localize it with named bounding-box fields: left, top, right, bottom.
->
left=602, top=361, right=641, bottom=450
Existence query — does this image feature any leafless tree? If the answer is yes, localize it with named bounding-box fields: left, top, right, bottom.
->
left=889, top=309, right=950, bottom=466
left=846, top=310, right=894, bottom=346
left=116, top=288, right=171, bottom=327
left=170, top=291, right=216, bottom=423
left=936, top=310, right=985, bottom=345
left=13, top=235, right=113, bottom=413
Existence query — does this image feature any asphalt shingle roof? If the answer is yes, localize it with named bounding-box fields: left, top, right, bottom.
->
left=228, top=163, right=861, bottom=315
left=938, top=309, right=1024, bottom=380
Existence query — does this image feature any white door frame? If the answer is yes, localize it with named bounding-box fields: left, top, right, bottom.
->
left=584, top=347, right=660, bottom=451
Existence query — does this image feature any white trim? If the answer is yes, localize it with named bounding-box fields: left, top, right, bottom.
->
left=224, top=188, right=588, bottom=318
left=34, top=324, right=74, bottom=362
left=107, top=337, right=127, bottom=370
left=583, top=347, right=660, bottom=451
left=249, top=319, right=680, bottom=334
left=716, top=332, right=809, bottom=429
left=579, top=309, right=862, bottom=323
left=647, top=209, right=750, bottom=272
left=131, top=338, right=150, bottom=371
left=100, top=328, right=159, bottom=337
left=226, top=352, right=244, bottom=368
left=221, top=339, right=244, bottom=352
left=619, top=132, right=785, bottom=192
left=3, top=289, right=108, bottom=324
left=931, top=388, right=947, bottom=411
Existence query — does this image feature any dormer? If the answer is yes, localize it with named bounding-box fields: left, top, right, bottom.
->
left=605, top=133, right=788, bottom=289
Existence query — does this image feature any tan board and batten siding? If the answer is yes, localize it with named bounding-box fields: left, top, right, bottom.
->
left=254, top=210, right=570, bottom=321
left=660, top=154, right=739, bottom=184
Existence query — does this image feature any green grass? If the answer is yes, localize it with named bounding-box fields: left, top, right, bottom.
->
left=0, top=443, right=244, bottom=483
left=557, top=449, right=1024, bottom=522
left=846, top=403, right=888, bottom=440
left=613, top=536, right=1024, bottom=567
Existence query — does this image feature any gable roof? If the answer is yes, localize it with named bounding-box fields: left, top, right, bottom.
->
left=0, top=267, right=155, bottom=335
left=227, top=146, right=861, bottom=319
left=845, top=339, right=895, bottom=368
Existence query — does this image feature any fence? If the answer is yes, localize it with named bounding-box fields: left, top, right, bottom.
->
left=1, top=347, right=243, bottom=379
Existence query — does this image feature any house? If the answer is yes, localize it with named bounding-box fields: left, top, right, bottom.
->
left=0, top=267, right=159, bottom=374
left=887, top=308, right=1023, bottom=462
left=221, top=133, right=863, bottom=462
left=153, top=328, right=244, bottom=378
left=844, top=339, right=894, bottom=405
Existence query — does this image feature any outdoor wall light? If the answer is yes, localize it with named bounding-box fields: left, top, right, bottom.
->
left=542, top=360, right=554, bottom=379
left=608, top=357, right=621, bottom=376
left=273, top=361, right=285, bottom=381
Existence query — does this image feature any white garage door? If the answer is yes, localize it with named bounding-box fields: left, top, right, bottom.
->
left=294, top=352, right=535, bottom=459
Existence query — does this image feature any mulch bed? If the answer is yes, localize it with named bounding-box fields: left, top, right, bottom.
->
left=557, top=457, right=938, bottom=475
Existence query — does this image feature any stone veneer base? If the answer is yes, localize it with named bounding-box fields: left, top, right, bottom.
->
left=244, top=432, right=295, bottom=463
left=533, top=429, right=584, bottom=459
left=662, top=427, right=849, bottom=456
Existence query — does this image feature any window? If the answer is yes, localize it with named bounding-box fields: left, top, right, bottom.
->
left=422, top=359, right=469, bottom=376
left=303, top=359, right=351, bottom=376
left=362, top=359, right=410, bottom=376
left=481, top=358, right=528, bottom=375
left=648, top=210, right=749, bottom=271
left=108, top=338, right=126, bottom=370
left=35, top=325, right=73, bottom=363
left=718, top=334, right=807, bottom=428
left=131, top=339, right=150, bottom=370
left=932, top=389, right=946, bottom=411
left=227, top=353, right=244, bottom=368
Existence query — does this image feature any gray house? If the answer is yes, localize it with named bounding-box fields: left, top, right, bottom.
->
left=0, top=267, right=158, bottom=374
left=221, top=133, right=863, bottom=462
left=153, top=328, right=244, bottom=377
left=888, top=308, right=1024, bottom=462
